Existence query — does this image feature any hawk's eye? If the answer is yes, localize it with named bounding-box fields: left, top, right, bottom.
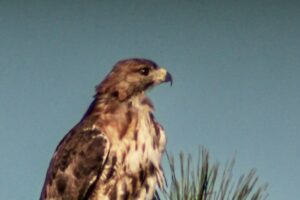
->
left=139, top=67, right=150, bottom=76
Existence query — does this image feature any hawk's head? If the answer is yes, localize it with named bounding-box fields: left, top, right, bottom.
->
left=97, top=58, right=172, bottom=101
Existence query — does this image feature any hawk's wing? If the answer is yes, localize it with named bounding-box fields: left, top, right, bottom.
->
left=40, top=122, right=110, bottom=200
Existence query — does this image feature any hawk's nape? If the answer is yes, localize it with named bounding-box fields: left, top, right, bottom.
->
left=40, top=58, right=172, bottom=200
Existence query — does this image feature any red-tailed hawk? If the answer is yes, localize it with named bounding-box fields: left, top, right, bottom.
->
left=40, top=58, right=172, bottom=200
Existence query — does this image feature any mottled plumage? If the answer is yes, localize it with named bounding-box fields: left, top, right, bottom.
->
left=40, top=58, right=172, bottom=200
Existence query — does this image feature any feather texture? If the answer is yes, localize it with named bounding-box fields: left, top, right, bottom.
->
left=40, top=58, right=171, bottom=200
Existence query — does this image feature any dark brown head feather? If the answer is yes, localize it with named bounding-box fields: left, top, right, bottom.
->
left=96, top=58, right=159, bottom=101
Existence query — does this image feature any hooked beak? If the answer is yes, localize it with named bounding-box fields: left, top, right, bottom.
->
left=165, top=71, right=173, bottom=86
left=154, top=68, right=173, bottom=86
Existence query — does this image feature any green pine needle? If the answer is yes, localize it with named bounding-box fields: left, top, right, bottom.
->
left=159, top=147, right=268, bottom=200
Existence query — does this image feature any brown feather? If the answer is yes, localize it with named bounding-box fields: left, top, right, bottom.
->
left=40, top=58, right=170, bottom=200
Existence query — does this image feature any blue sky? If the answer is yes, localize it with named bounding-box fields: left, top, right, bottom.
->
left=0, top=0, right=299, bottom=199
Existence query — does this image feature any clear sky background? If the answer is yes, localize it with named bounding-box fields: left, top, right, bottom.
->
left=0, top=0, right=299, bottom=199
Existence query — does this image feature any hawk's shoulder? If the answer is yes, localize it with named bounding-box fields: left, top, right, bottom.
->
left=40, top=119, right=110, bottom=200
